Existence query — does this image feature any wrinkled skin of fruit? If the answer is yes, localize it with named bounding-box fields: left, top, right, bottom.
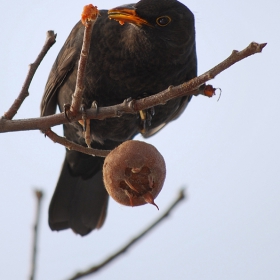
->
left=103, top=140, right=166, bottom=209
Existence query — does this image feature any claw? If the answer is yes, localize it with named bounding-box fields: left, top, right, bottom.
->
left=91, top=101, right=98, bottom=109
left=122, top=97, right=133, bottom=107
left=63, top=103, right=71, bottom=122
left=125, top=97, right=132, bottom=103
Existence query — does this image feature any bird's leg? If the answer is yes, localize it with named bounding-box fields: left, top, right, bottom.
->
left=78, top=105, right=87, bottom=131
left=139, top=107, right=155, bottom=133
left=84, top=119, right=91, bottom=147
left=78, top=103, right=97, bottom=148
left=139, top=110, right=147, bottom=132
left=136, top=92, right=155, bottom=133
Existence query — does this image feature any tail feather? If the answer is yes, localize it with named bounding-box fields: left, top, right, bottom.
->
left=49, top=157, right=108, bottom=236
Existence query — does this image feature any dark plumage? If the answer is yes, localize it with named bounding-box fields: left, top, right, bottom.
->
left=41, top=0, right=197, bottom=236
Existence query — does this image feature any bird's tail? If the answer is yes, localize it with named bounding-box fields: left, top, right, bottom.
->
left=48, top=155, right=109, bottom=236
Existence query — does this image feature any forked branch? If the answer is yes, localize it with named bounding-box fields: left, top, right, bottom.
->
left=0, top=6, right=267, bottom=156
left=2, top=31, right=56, bottom=120
left=0, top=42, right=266, bottom=136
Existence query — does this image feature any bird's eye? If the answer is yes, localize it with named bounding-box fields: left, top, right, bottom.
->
left=156, top=16, right=171, bottom=27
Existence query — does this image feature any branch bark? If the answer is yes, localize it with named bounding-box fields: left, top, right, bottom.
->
left=45, top=128, right=110, bottom=157
left=29, top=190, right=44, bottom=280
left=67, top=189, right=186, bottom=280
left=0, top=42, right=266, bottom=135
left=70, top=5, right=99, bottom=116
left=2, top=31, right=56, bottom=120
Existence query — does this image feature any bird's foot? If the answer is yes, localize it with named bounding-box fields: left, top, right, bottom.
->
left=123, top=97, right=134, bottom=108
left=139, top=107, right=155, bottom=133
left=78, top=104, right=93, bottom=148
left=63, top=103, right=72, bottom=122
left=91, top=100, right=98, bottom=109
left=77, top=104, right=86, bottom=131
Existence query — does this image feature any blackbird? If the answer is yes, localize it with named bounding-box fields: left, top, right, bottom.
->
left=41, top=0, right=197, bottom=236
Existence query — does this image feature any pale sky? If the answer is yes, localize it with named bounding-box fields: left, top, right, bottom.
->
left=0, top=0, right=279, bottom=279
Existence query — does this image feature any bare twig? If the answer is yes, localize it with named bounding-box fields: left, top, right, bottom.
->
left=29, top=190, right=44, bottom=280
left=0, top=41, right=266, bottom=135
left=70, top=5, right=99, bottom=116
left=45, top=128, right=110, bottom=157
left=132, top=42, right=267, bottom=112
left=2, top=31, right=56, bottom=120
left=67, top=189, right=186, bottom=280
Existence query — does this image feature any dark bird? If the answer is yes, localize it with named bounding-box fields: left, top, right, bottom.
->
left=41, top=0, right=197, bottom=236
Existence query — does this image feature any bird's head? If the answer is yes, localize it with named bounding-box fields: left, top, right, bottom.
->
left=108, top=0, right=195, bottom=45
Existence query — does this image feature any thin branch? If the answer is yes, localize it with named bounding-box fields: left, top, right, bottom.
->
left=0, top=41, right=266, bottom=135
left=70, top=5, right=99, bottom=116
left=29, top=190, right=44, bottom=280
left=132, top=42, right=267, bottom=112
left=2, top=31, right=56, bottom=120
left=45, top=128, right=110, bottom=157
left=67, top=189, right=186, bottom=280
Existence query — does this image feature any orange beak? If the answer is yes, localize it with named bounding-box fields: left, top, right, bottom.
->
left=108, top=6, right=151, bottom=26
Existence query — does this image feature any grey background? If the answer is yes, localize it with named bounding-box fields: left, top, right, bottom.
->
left=0, top=0, right=279, bottom=279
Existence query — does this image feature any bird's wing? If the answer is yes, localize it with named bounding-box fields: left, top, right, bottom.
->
left=40, top=22, right=83, bottom=116
left=165, top=95, right=192, bottom=122
left=141, top=47, right=197, bottom=138
left=141, top=95, right=192, bottom=138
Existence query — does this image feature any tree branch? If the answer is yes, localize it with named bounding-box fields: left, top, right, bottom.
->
left=45, top=128, right=110, bottom=157
left=132, top=42, right=267, bottom=111
left=0, top=41, right=266, bottom=136
left=29, top=189, right=44, bottom=280
left=2, top=31, right=56, bottom=120
left=70, top=5, right=99, bottom=116
left=67, top=189, right=186, bottom=280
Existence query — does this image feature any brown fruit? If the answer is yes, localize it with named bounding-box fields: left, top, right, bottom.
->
left=103, top=140, right=166, bottom=209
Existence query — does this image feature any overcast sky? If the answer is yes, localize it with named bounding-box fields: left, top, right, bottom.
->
left=0, top=0, right=279, bottom=279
